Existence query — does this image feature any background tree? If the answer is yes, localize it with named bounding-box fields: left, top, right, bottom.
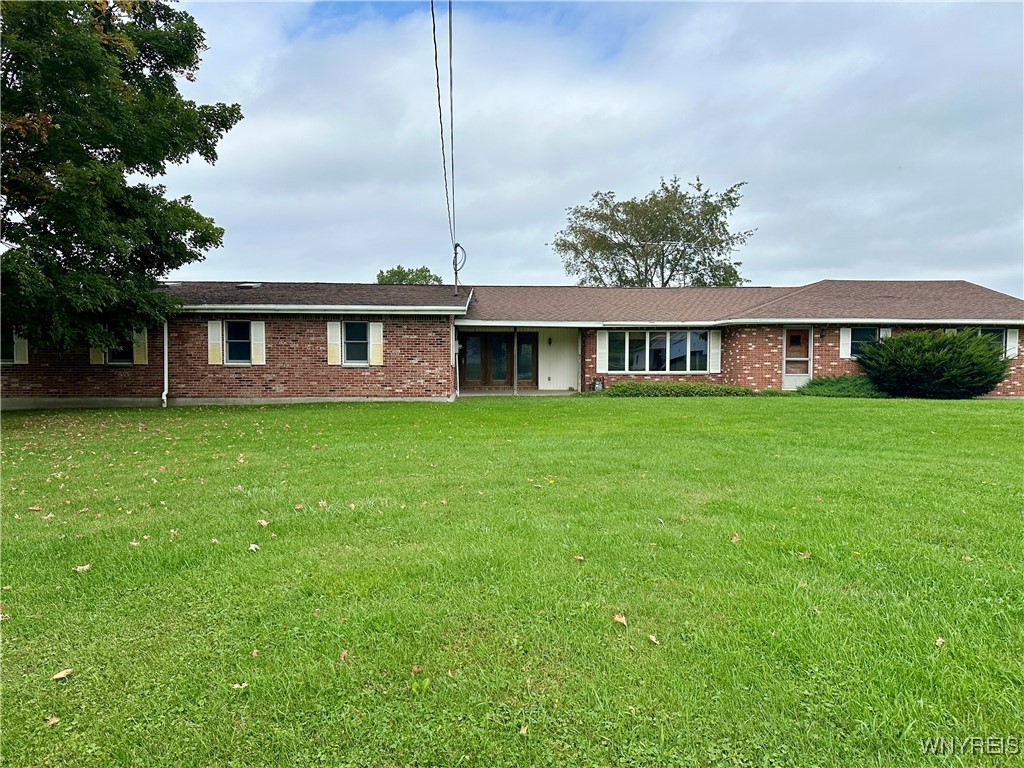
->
left=1, top=0, right=242, bottom=351
left=376, top=265, right=443, bottom=285
left=552, top=176, right=754, bottom=287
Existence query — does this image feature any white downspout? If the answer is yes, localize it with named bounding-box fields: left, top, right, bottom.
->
left=161, top=320, right=169, bottom=407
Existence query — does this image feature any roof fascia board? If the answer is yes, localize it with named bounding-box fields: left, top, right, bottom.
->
left=181, top=304, right=469, bottom=315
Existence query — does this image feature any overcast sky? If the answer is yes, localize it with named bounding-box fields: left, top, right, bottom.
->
left=163, top=1, right=1024, bottom=296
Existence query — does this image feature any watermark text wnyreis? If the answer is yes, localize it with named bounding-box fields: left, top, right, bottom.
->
left=920, top=736, right=1019, bottom=756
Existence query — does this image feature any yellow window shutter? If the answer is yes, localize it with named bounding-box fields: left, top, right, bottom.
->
left=326, top=322, right=342, bottom=365
left=132, top=329, right=149, bottom=365
left=89, top=347, right=105, bottom=365
left=839, top=328, right=852, bottom=358
left=251, top=321, right=266, bottom=365
left=12, top=335, right=28, bottom=365
left=207, top=321, right=223, bottom=365
left=369, top=322, right=384, bottom=366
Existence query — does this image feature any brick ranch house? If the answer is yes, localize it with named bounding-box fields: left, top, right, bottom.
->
left=2, top=279, right=1022, bottom=408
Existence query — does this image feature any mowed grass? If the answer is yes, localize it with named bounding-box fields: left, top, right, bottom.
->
left=1, top=397, right=1022, bottom=767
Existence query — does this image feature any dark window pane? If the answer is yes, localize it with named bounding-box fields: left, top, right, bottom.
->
left=1, top=329, right=14, bottom=362
left=980, top=328, right=1005, bottom=351
left=628, top=332, right=646, bottom=372
left=465, top=336, right=482, bottom=380
left=490, top=336, right=508, bottom=380
left=648, top=332, right=666, bottom=371
left=345, top=342, right=368, bottom=363
left=669, top=331, right=688, bottom=371
left=689, top=331, right=708, bottom=372
left=345, top=322, right=368, bottom=343
left=607, top=332, right=626, bottom=372
left=107, top=339, right=133, bottom=364
left=517, top=340, right=534, bottom=381
left=226, top=321, right=250, bottom=342
left=850, top=327, right=878, bottom=358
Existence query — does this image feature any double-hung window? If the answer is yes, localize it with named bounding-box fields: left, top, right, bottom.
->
left=225, top=321, right=252, bottom=364
left=1, top=328, right=29, bottom=364
left=106, top=337, right=135, bottom=365
left=602, top=330, right=717, bottom=374
left=343, top=322, right=369, bottom=365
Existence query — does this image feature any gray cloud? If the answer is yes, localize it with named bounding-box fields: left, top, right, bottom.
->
left=164, top=1, right=1023, bottom=296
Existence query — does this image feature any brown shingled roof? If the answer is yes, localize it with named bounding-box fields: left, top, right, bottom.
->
left=461, top=281, right=1023, bottom=325
left=732, top=280, right=1024, bottom=322
left=159, top=280, right=1023, bottom=324
left=162, top=281, right=471, bottom=311
left=462, top=285, right=791, bottom=324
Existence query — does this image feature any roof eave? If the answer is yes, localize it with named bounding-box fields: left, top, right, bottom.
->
left=179, top=304, right=469, bottom=315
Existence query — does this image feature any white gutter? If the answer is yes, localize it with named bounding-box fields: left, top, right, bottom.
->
left=721, top=317, right=1023, bottom=326
left=161, top=320, right=169, bottom=408
left=455, top=317, right=1022, bottom=329
left=180, top=304, right=469, bottom=315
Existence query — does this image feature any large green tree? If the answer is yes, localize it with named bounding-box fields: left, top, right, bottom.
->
left=1, top=0, right=242, bottom=350
left=376, top=265, right=443, bottom=285
left=553, top=176, right=754, bottom=287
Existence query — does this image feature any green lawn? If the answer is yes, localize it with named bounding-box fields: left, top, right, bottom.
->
left=2, top=397, right=1022, bottom=766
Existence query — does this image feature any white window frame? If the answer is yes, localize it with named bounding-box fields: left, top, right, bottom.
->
left=224, top=320, right=253, bottom=365
left=602, top=329, right=718, bottom=374
left=342, top=321, right=370, bottom=367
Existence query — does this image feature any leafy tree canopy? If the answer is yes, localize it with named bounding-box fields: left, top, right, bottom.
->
left=1, top=0, right=242, bottom=350
left=552, top=176, right=754, bottom=288
left=376, top=265, right=443, bottom=285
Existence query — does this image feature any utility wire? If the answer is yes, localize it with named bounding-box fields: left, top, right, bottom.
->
left=447, top=0, right=455, bottom=242
left=430, top=0, right=455, bottom=249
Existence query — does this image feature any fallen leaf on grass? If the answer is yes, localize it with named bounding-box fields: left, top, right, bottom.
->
left=211, top=538, right=219, bottom=544
left=411, top=665, right=424, bottom=676
left=574, top=555, right=585, bottom=562
left=142, top=535, right=150, bottom=541
left=935, top=637, right=945, bottom=648
left=339, top=650, right=348, bottom=662
left=130, top=540, right=140, bottom=547
left=44, top=716, right=60, bottom=727
left=648, top=634, right=660, bottom=645
left=231, top=682, right=248, bottom=690
left=251, top=648, right=259, bottom=657
left=42, top=513, right=54, bottom=520
left=961, top=555, right=973, bottom=563
left=294, top=504, right=304, bottom=511
left=729, top=532, right=740, bottom=544
left=613, top=614, right=627, bottom=627
left=257, top=519, right=269, bottom=528
left=798, top=552, right=810, bottom=560
left=51, top=668, right=74, bottom=681
left=248, top=544, right=259, bottom=552
left=73, top=564, right=91, bottom=573
left=318, top=500, right=328, bottom=509
left=440, top=498, right=447, bottom=506
left=270, top=533, right=277, bottom=539
left=518, top=725, right=528, bottom=735
left=29, top=505, right=41, bottom=511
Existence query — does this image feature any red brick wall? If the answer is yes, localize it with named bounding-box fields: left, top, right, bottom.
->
left=1, top=314, right=455, bottom=401
left=581, top=325, right=1024, bottom=395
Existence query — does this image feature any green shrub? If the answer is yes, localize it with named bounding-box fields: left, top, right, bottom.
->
left=604, top=380, right=755, bottom=397
left=856, top=329, right=1010, bottom=399
left=797, top=374, right=888, bottom=398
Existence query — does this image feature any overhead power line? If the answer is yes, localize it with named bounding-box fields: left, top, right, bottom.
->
left=430, top=0, right=456, bottom=249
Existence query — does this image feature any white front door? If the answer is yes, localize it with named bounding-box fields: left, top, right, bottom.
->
left=782, top=327, right=812, bottom=390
